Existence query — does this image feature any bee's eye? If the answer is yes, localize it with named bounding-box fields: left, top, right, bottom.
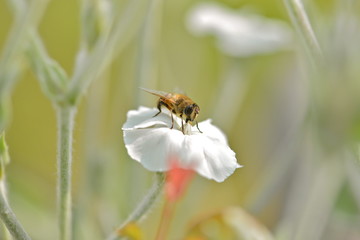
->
left=184, top=105, right=193, bottom=116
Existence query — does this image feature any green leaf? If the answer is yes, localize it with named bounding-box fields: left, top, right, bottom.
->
left=26, top=32, right=69, bottom=103
left=0, top=133, right=10, bottom=179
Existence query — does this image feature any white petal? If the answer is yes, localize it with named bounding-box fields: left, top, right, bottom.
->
left=123, top=106, right=180, bottom=130
left=123, top=127, right=183, bottom=171
left=122, top=106, right=241, bottom=182
left=193, top=119, right=228, bottom=145
left=186, top=2, right=293, bottom=57
left=180, top=135, right=241, bottom=182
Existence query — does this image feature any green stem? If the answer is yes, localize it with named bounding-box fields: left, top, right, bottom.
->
left=283, top=0, right=323, bottom=65
left=0, top=180, right=12, bottom=240
left=107, top=172, right=165, bottom=240
left=0, top=181, right=31, bottom=240
left=56, top=106, right=76, bottom=240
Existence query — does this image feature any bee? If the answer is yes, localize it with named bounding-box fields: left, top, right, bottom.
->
left=140, top=87, right=202, bottom=134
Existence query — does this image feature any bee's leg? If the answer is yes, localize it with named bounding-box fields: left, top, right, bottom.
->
left=153, top=100, right=162, bottom=117
left=170, top=113, right=174, bottom=129
left=181, top=118, right=184, bottom=134
left=185, top=118, right=191, bottom=134
left=196, top=120, right=202, bottom=133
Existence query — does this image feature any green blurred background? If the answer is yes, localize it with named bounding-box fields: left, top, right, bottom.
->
left=1, top=0, right=360, bottom=239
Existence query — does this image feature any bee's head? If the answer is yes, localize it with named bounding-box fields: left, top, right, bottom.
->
left=184, top=103, right=200, bottom=123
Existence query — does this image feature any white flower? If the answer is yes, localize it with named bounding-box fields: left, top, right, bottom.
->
left=186, top=2, right=293, bottom=57
left=122, top=106, right=241, bottom=182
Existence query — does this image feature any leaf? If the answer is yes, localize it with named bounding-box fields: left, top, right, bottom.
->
left=0, top=132, right=10, bottom=179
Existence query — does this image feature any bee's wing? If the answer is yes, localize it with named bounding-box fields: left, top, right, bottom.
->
left=140, top=87, right=173, bottom=99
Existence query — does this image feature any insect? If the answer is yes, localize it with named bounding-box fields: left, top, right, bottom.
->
left=140, top=87, right=202, bottom=134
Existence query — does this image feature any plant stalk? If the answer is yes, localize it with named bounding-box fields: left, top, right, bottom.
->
left=107, top=172, right=165, bottom=240
left=56, top=106, right=76, bottom=240
left=0, top=181, right=31, bottom=240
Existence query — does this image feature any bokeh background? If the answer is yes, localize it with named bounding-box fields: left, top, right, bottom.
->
left=1, top=0, right=360, bottom=239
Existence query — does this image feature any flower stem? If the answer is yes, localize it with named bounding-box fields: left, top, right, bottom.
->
left=107, top=172, right=165, bottom=240
left=0, top=180, right=12, bottom=240
left=56, top=106, right=76, bottom=240
left=283, top=0, right=323, bottom=65
left=0, top=181, right=31, bottom=240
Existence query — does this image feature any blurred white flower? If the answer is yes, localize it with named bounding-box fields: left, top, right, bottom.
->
left=186, top=2, right=293, bottom=57
left=122, top=107, right=241, bottom=182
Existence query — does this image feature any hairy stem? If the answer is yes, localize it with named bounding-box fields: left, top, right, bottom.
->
left=107, top=172, right=165, bottom=240
left=56, top=106, right=76, bottom=240
left=0, top=180, right=12, bottom=240
left=0, top=181, right=31, bottom=240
